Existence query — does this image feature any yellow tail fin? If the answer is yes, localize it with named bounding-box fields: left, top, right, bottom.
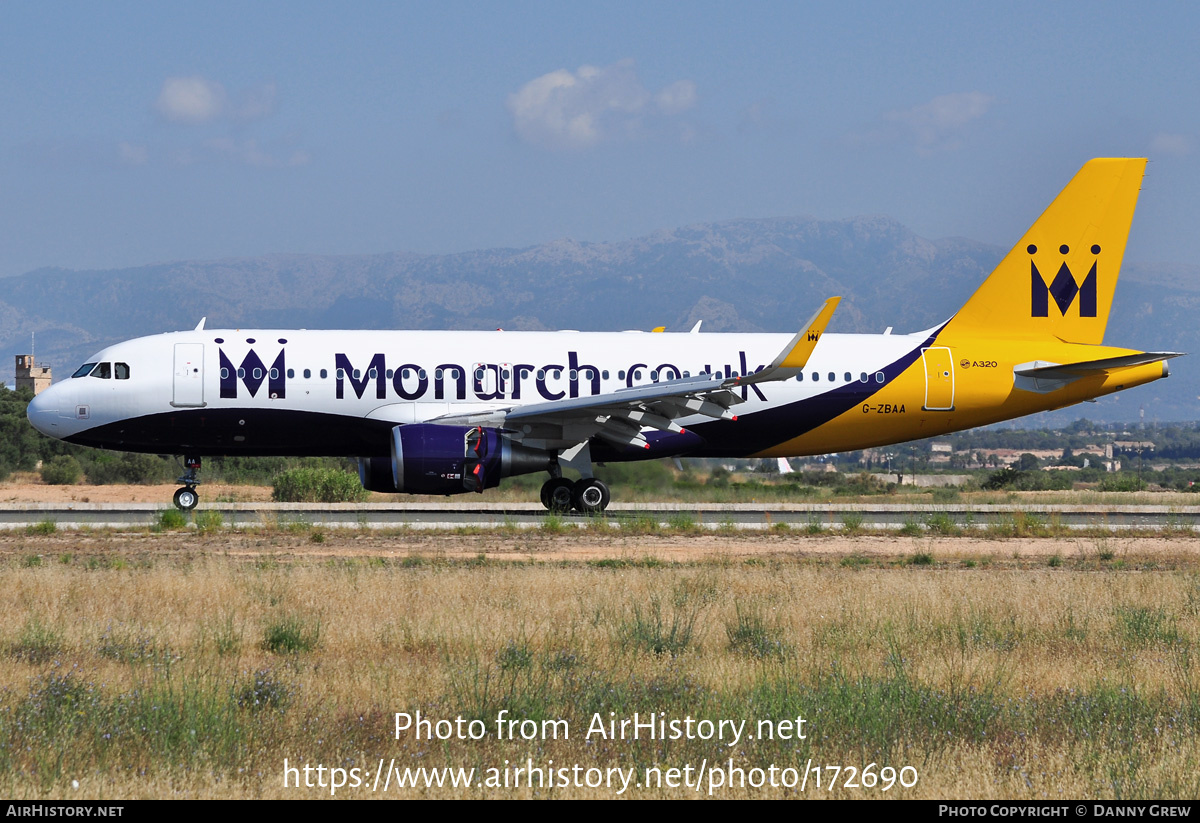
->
left=942, top=158, right=1145, bottom=344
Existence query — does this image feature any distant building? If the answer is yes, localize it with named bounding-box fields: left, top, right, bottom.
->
left=14, top=355, right=51, bottom=395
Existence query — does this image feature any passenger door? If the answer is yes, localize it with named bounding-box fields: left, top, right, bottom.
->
left=172, top=343, right=205, bottom=407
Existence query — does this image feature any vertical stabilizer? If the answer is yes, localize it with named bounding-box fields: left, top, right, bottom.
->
left=942, top=158, right=1145, bottom=344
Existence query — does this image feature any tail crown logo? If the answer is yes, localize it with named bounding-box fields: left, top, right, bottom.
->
left=1030, top=244, right=1098, bottom=318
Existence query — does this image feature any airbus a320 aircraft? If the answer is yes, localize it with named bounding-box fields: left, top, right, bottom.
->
left=27, top=159, right=1179, bottom=512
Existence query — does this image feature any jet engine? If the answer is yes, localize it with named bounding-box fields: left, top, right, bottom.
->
left=358, top=424, right=552, bottom=495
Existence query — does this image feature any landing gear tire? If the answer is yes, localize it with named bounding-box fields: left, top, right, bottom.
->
left=173, top=487, right=199, bottom=511
left=541, top=478, right=575, bottom=513
left=572, top=478, right=610, bottom=514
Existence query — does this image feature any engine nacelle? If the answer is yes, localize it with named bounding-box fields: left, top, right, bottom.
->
left=358, top=424, right=552, bottom=495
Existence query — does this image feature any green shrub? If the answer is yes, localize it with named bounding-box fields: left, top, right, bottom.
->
left=155, top=509, right=187, bottom=531
left=41, top=455, right=82, bottom=485
left=272, top=468, right=369, bottom=503
left=261, top=615, right=321, bottom=654
left=726, top=603, right=788, bottom=659
left=194, top=510, right=223, bottom=535
left=26, top=520, right=56, bottom=535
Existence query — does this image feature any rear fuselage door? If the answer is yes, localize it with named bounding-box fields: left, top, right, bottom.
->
left=921, top=347, right=954, bottom=411
left=173, top=343, right=206, bottom=407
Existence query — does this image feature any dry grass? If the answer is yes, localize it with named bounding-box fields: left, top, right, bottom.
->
left=0, top=534, right=1198, bottom=799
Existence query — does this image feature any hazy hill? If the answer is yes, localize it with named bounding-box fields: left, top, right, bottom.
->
left=3, top=216, right=1195, bottom=422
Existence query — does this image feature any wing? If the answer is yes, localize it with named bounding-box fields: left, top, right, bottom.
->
left=429, top=297, right=840, bottom=451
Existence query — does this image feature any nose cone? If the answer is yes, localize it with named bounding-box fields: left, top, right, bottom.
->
left=26, top=384, right=64, bottom=438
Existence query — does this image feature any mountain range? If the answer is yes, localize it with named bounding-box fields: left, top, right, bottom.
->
left=3, top=216, right=1196, bottom=423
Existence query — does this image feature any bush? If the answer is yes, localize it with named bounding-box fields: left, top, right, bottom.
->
left=41, top=455, right=82, bottom=485
left=261, top=616, right=321, bottom=654
left=272, top=468, right=369, bottom=503
left=83, top=452, right=175, bottom=485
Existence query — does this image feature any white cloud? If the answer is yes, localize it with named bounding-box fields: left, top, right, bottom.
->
left=156, top=76, right=227, bottom=124
left=1150, top=133, right=1193, bottom=157
left=507, top=59, right=697, bottom=150
left=195, top=137, right=311, bottom=168
left=149, top=76, right=305, bottom=167
left=155, top=76, right=277, bottom=124
left=878, top=91, right=996, bottom=154
left=117, top=141, right=149, bottom=165
left=656, top=80, right=697, bottom=115
left=234, top=82, right=278, bottom=122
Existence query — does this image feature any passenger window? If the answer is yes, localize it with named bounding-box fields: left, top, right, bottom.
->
left=270, top=368, right=279, bottom=379
left=860, top=372, right=868, bottom=383
left=287, top=368, right=295, bottom=378
left=368, top=368, right=377, bottom=379
left=812, top=372, right=819, bottom=382
left=844, top=372, right=851, bottom=382
left=91, top=363, right=111, bottom=379
left=321, top=369, right=329, bottom=379
left=115, top=363, right=130, bottom=380
left=419, top=369, right=427, bottom=380
left=797, top=373, right=803, bottom=382
left=253, top=368, right=263, bottom=380
left=72, top=363, right=97, bottom=378
left=876, top=372, right=885, bottom=383
left=618, top=370, right=625, bottom=380
left=828, top=372, right=835, bottom=382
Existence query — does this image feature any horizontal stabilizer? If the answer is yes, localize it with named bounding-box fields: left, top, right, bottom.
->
left=1014, top=352, right=1182, bottom=381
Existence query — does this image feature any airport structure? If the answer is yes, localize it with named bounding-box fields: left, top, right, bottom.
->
left=14, top=355, right=51, bottom=396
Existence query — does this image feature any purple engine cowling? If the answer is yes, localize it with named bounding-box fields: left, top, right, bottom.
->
left=358, top=424, right=551, bottom=495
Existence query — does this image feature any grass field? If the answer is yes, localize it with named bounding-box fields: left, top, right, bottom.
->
left=1, top=529, right=1198, bottom=799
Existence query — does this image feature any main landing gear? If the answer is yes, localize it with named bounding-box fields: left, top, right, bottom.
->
left=540, top=477, right=610, bottom=514
left=539, top=441, right=611, bottom=514
left=173, top=456, right=201, bottom=511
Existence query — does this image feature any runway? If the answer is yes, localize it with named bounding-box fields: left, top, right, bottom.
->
left=0, top=502, right=1196, bottom=531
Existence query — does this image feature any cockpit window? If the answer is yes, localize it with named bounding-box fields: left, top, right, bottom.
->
left=90, top=362, right=112, bottom=379
left=114, top=363, right=130, bottom=380
left=72, top=363, right=98, bottom=378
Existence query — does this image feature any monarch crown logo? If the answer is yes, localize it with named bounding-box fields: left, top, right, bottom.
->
left=1030, top=243, right=1098, bottom=318
left=219, top=344, right=286, bottom=399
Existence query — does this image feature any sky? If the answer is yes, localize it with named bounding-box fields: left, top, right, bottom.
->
left=2, top=1, right=1199, bottom=278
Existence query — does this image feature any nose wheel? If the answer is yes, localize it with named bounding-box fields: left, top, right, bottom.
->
left=173, top=456, right=201, bottom=510
left=173, top=486, right=199, bottom=511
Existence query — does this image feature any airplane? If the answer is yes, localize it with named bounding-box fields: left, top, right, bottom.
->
left=26, top=158, right=1180, bottom=513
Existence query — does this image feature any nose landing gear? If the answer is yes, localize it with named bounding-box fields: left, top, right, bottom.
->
left=173, top=456, right=201, bottom=511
